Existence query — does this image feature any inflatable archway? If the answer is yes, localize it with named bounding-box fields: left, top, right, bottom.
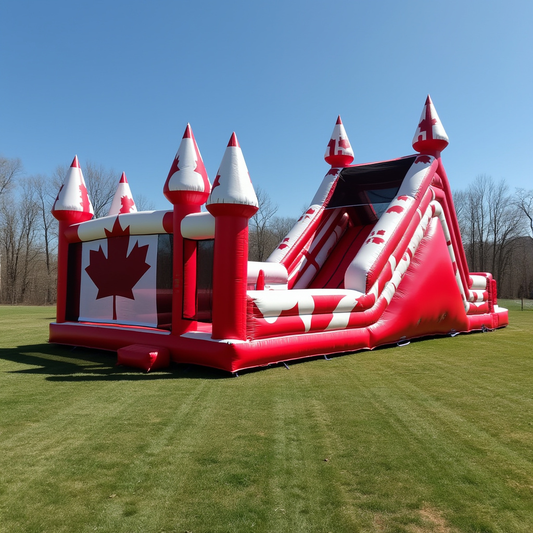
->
left=49, top=96, right=508, bottom=372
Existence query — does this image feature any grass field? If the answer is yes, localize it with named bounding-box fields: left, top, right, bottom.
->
left=0, top=302, right=532, bottom=533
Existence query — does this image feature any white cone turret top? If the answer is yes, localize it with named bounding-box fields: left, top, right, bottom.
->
left=324, top=115, right=354, bottom=167
left=52, top=156, right=94, bottom=222
left=108, top=172, right=137, bottom=216
left=163, top=123, right=210, bottom=205
left=412, top=95, right=449, bottom=154
left=206, top=133, right=258, bottom=218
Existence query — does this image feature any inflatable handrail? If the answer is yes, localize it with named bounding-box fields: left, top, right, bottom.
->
left=292, top=209, right=350, bottom=289
left=430, top=180, right=494, bottom=308
left=247, top=261, right=288, bottom=290
left=267, top=205, right=325, bottom=270
left=433, top=160, right=473, bottom=298
left=345, top=157, right=438, bottom=293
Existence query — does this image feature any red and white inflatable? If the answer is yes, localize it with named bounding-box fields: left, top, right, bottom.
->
left=49, top=97, right=508, bottom=372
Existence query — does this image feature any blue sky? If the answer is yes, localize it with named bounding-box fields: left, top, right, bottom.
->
left=1, top=0, right=531, bottom=217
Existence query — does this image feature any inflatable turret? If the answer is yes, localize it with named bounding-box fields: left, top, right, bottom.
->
left=207, top=132, right=258, bottom=340
left=164, top=124, right=211, bottom=334
left=52, top=155, right=94, bottom=222
left=412, top=95, right=449, bottom=156
left=108, top=172, right=137, bottom=216
left=52, top=156, right=94, bottom=323
left=163, top=123, right=211, bottom=206
left=324, top=115, right=354, bottom=167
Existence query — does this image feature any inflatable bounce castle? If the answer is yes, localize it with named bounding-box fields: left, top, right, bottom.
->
left=49, top=96, right=508, bottom=372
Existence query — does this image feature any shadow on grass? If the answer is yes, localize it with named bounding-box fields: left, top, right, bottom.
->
left=2, top=324, right=499, bottom=383
left=0, top=343, right=231, bottom=381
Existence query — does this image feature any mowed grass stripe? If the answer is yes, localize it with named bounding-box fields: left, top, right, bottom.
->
left=1, top=305, right=533, bottom=532
left=90, top=380, right=214, bottom=532
left=266, top=372, right=355, bottom=533
left=1, top=371, right=214, bottom=531
left=316, top=328, right=533, bottom=531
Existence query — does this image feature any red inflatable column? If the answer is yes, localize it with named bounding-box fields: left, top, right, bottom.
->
left=163, top=124, right=211, bottom=335
left=206, top=133, right=258, bottom=340
left=51, top=156, right=94, bottom=323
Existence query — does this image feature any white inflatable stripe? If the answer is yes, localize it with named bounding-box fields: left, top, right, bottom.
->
left=181, top=212, right=215, bottom=240
left=75, top=211, right=169, bottom=242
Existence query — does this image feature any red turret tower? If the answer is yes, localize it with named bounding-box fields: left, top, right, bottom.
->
left=163, top=124, right=210, bottom=335
left=108, top=172, right=137, bottom=215
left=51, top=156, right=94, bottom=323
left=412, top=95, right=449, bottom=157
left=206, top=133, right=258, bottom=340
left=324, top=115, right=354, bottom=167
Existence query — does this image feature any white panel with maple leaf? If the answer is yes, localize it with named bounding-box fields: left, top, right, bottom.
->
left=79, top=234, right=158, bottom=327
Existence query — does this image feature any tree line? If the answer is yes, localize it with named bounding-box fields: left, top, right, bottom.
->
left=0, top=154, right=531, bottom=305
left=0, top=156, right=154, bottom=305
left=454, top=175, right=533, bottom=299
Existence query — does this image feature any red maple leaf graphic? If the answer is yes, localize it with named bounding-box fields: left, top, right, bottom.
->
left=119, top=195, right=135, bottom=214
left=326, top=138, right=336, bottom=157
left=80, top=182, right=91, bottom=212
left=191, top=144, right=209, bottom=190
left=338, top=138, right=351, bottom=150
left=85, top=218, right=150, bottom=320
left=387, top=205, right=404, bottom=214
left=54, top=184, right=64, bottom=204
left=415, top=155, right=431, bottom=164
left=419, top=117, right=437, bottom=131
left=211, top=174, right=221, bottom=192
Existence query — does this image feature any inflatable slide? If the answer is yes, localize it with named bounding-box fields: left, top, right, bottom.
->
left=49, top=96, right=508, bottom=372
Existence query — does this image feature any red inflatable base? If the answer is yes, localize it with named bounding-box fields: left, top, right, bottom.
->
left=49, top=308, right=507, bottom=374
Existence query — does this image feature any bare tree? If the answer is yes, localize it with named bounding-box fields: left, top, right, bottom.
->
left=0, top=156, right=22, bottom=197
left=0, top=180, right=41, bottom=304
left=455, top=175, right=523, bottom=297
left=29, top=174, right=59, bottom=304
left=248, top=187, right=297, bottom=262
left=269, top=216, right=297, bottom=246
left=515, top=188, right=533, bottom=238
left=249, top=187, right=279, bottom=262
left=487, top=179, right=522, bottom=283
left=1, top=157, right=153, bottom=305
left=135, top=193, right=156, bottom=212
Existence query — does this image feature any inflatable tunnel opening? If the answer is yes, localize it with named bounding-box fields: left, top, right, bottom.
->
left=326, top=156, right=416, bottom=220
left=293, top=156, right=418, bottom=290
